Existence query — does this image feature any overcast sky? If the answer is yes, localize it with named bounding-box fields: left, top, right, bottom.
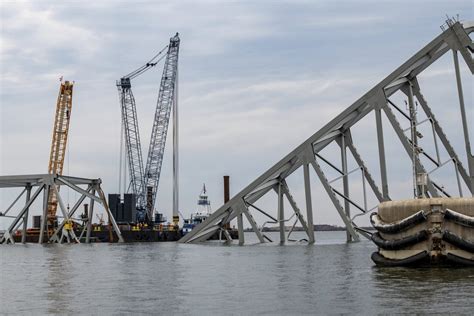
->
left=0, top=0, right=472, bottom=229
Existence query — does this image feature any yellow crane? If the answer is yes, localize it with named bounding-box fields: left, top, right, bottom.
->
left=47, top=80, right=74, bottom=227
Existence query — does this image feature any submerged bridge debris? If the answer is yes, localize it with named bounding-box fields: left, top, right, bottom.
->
left=180, top=19, right=474, bottom=245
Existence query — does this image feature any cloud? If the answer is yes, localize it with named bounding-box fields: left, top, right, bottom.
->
left=1, top=2, right=101, bottom=64
left=304, top=15, right=385, bottom=28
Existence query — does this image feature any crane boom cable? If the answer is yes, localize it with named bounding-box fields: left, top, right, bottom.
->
left=122, top=45, right=169, bottom=80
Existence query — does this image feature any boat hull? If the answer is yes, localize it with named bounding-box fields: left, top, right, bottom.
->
left=370, top=197, right=474, bottom=266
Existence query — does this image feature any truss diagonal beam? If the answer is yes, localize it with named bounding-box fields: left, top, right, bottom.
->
left=283, top=176, right=314, bottom=243
left=49, top=185, right=93, bottom=243
left=0, top=185, right=44, bottom=244
left=235, top=199, right=265, bottom=243
left=50, top=182, right=80, bottom=243
left=311, top=160, right=360, bottom=241
left=56, top=177, right=102, bottom=203
left=346, top=134, right=386, bottom=202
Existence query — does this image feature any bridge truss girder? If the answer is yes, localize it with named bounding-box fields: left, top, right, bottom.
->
left=0, top=174, right=124, bottom=244
left=180, top=20, right=474, bottom=244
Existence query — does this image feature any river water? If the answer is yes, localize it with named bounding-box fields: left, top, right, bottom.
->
left=1, top=231, right=473, bottom=315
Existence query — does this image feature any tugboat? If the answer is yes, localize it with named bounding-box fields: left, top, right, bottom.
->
left=182, top=184, right=212, bottom=235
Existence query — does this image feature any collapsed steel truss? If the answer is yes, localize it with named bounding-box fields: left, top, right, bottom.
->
left=0, top=174, right=123, bottom=244
left=180, top=20, right=474, bottom=244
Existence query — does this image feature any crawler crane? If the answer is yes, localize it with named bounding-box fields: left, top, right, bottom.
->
left=117, top=33, right=180, bottom=224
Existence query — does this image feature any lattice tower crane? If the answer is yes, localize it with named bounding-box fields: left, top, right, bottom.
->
left=117, top=33, right=180, bottom=223
left=47, top=80, right=74, bottom=226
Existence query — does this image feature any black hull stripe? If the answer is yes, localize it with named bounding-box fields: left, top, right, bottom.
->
left=371, top=230, right=429, bottom=250
left=442, top=230, right=474, bottom=252
left=370, top=211, right=427, bottom=234
left=371, top=251, right=429, bottom=266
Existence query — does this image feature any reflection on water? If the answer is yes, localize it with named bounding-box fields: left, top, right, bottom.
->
left=1, top=231, right=473, bottom=315
left=372, top=266, right=474, bottom=314
left=45, top=245, right=74, bottom=315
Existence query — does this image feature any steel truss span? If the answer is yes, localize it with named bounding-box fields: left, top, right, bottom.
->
left=0, top=174, right=124, bottom=244
left=180, top=20, right=474, bottom=244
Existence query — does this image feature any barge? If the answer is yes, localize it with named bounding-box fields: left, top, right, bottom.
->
left=12, top=223, right=181, bottom=243
left=10, top=183, right=238, bottom=243
left=370, top=197, right=474, bottom=266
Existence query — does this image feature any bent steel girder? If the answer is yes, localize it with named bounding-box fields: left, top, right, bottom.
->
left=180, top=21, right=474, bottom=244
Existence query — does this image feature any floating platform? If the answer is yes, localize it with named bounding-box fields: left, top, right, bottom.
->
left=11, top=226, right=180, bottom=243
left=11, top=225, right=238, bottom=243
left=370, top=197, right=474, bottom=266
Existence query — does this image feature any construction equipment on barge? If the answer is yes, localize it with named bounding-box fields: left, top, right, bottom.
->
left=0, top=79, right=124, bottom=244
left=115, top=33, right=180, bottom=227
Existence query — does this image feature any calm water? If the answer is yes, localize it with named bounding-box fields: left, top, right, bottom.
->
left=1, top=231, right=473, bottom=315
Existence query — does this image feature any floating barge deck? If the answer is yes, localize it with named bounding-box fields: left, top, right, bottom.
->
left=11, top=224, right=238, bottom=243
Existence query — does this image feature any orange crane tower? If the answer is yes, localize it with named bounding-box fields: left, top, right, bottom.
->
left=47, top=80, right=74, bottom=226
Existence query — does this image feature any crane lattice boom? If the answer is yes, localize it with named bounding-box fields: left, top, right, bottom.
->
left=47, top=80, right=73, bottom=223
left=117, top=78, right=147, bottom=209
left=145, top=33, right=180, bottom=218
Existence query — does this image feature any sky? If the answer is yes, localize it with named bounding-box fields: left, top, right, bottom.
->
left=0, top=0, right=472, bottom=230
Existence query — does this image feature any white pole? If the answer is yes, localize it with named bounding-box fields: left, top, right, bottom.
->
left=172, top=67, right=179, bottom=225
